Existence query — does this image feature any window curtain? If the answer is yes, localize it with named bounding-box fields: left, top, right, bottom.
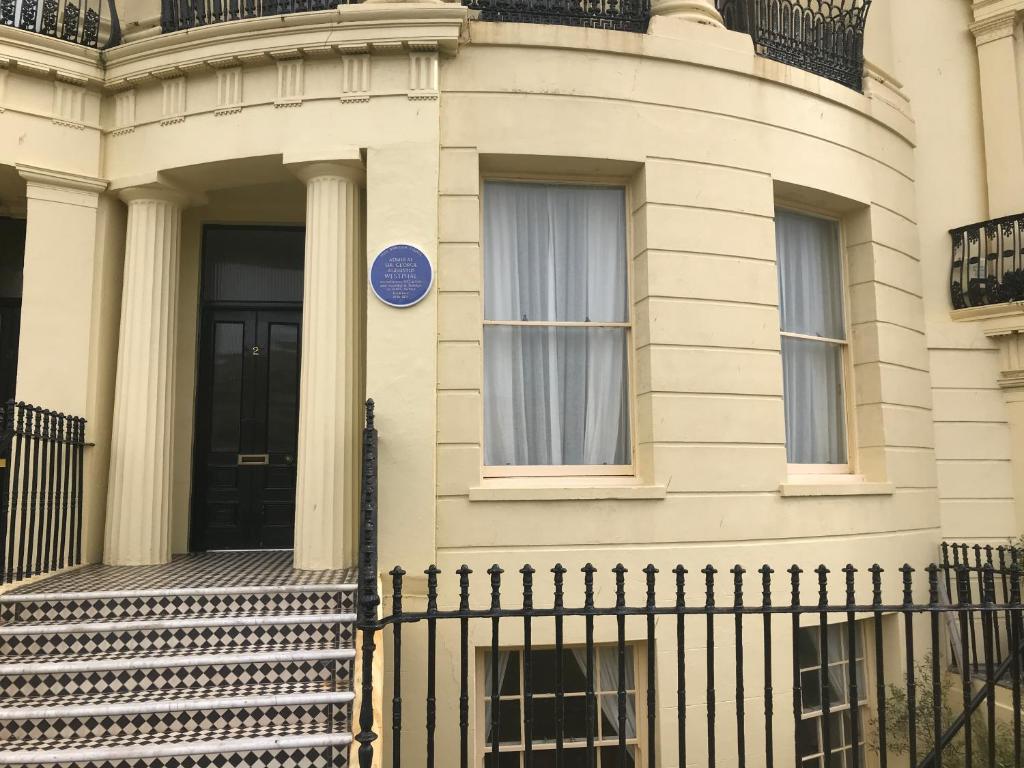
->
left=801, top=625, right=860, bottom=711
left=484, top=651, right=513, bottom=745
left=775, top=210, right=847, bottom=465
left=484, top=182, right=630, bottom=466
left=571, top=648, right=637, bottom=739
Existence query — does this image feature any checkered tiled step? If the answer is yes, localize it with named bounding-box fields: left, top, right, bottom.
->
left=0, top=611, right=356, bottom=656
left=2, top=644, right=355, bottom=697
left=1, top=587, right=356, bottom=624
left=0, top=684, right=355, bottom=742
left=0, top=720, right=352, bottom=767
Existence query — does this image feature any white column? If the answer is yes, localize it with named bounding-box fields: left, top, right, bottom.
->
left=104, top=186, right=186, bottom=566
left=650, top=0, right=723, bottom=27
left=291, top=162, right=364, bottom=571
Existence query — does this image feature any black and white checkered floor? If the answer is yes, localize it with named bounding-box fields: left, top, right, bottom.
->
left=0, top=552, right=358, bottom=767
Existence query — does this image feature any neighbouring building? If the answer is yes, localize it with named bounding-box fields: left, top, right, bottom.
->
left=0, top=0, right=1023, bottom=766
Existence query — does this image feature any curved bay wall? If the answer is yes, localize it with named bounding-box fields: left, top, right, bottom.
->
left=432, top=21, right=938, bottom=589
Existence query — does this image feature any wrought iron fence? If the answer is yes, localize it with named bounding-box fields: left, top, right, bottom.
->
left=161, top=0, right=353, bottom=32
left=0, top=400, right=86, bottom=585
left=949, top=213, right=1024, bottom=310
left=0, top=0, right=111, bottom=47
left=462, top=0, right=650, bottom=34
left=941, top=541, right=1023, bottom=677
left=353, top=402, right=1024, bottom=768
left=716, top=0, right=872, bottom=91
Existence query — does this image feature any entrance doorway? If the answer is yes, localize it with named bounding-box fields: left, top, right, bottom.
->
left=0, top=218, right=25, bottom=408
left=190, top=226, right=304, bottom=552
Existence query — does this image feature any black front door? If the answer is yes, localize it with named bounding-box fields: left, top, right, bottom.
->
left=0, top=218, right=25, bottom=408
left=0, top=301, right=20, bottom=407
left=192, top=308, right=302, bottom=550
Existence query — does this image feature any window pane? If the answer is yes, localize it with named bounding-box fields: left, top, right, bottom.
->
left=797, top=717, right=821, bottom=759
left=532, top=698, right=591, bottom=743
left=598, top=746, right=636, bottom=768
left=485, top=699, right=522, bottom=745
left=798, top=627, right=821, bottom=668
left=202, top=226, right=304, bottom=304
left=563, top=696, right=592, bottom=741
left=485, top=652, right=520, bottom=696
left=484, top=327, right=630, bottom=466
left=781, top=336, right=847, bottom=464
left=599, top=647, right=635, bottom=691
left=484, top=182, right=628, bottom=323
left=776, top=210, right=844, bottom=339
left=801, top=669, right=822, bottom=712
left=825, top=624, right=847, bottom=660
left=826, top=665, right=849, bottom=708
left=599, top=693, right=637, bottom=738
left=532, top=750, right=589, bottom=768
left=485, top=752, right=521, bottom=768
left=530, top=650, right=587, bottom=694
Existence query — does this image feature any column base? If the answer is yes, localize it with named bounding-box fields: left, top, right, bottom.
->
left=650, top=0, right=724, bottom=27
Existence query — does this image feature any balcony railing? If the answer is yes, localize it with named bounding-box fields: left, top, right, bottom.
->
left=0, top=0, right=109, bottom=47
left=950, top=213, right=1024, bottom=310
left=716, top=0, right=872, bottom=91
left=463, top=0, right=650, bottom=33
left=0, top=400, right=87, bottom=585
left=161, top=0, right=350, bottom=32
left=162, top=0, right=649, bottom=33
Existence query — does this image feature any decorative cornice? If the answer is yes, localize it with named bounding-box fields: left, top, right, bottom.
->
left=0, top=25, right=103, bottom=88
left=16, top=164, right=108, bottom=195
left=102, top=4, right=466, bottom=90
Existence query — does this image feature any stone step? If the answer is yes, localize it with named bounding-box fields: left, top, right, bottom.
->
left=0, top=611, right=356, bottom=656
left=1, top=584, right=356, bottom=624
left=0, top=720, right=352, bottom=767
left=0, top=645, right=355, bottom=698
left=0, top=684, right=355, bottom=742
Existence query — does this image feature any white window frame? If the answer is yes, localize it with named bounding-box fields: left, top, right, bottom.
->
left=481, top=176, right=637, bottom=479
left=797, top=622, right=870, bottom=768
left=776, top=204, right=858, bottom=476
left=478, top=644, right=644, bottom=767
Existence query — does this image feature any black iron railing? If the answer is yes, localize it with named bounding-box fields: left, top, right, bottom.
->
left=717, top=0, right=872, bottom=91
left=941, top=541, right=1023, bottom=676
left=161, top=0, right=352, bottom=32
left=0, top=0, right=112, bottom=48
left=0, top=400, right=86, bottom=585
left=353, top=403, right=1024, bottom=768
left=463, top=0, right=650, bottom=34
left=949, top=213, right=1024, bottom=310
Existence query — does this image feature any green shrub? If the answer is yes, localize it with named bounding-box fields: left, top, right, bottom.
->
left=869, top=654, right=1020, bottom=767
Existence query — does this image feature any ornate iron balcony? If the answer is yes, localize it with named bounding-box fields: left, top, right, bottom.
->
left=716, top=0, right=872, bottom=91
left=161, top=0, right=354, bottom=33
left=950, top=213, right=1024, bottom=310
left=462, top=0, right=650, bottom=33
left=0, top=0, right=108, bottom=47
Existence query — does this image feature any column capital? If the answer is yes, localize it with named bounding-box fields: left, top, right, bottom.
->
left=284, top=147, right=365, bottom=185
left=970, top=9, right=1020, bottom=46
left=115, top=183, right=193, bottom=208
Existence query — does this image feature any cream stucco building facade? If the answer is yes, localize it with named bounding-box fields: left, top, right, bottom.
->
left=1, top=0, right=1024, bottom=766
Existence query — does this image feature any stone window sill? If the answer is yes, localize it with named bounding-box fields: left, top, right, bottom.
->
left=469, top=478, right=667, bottom=502
left=779, top=476, right=894, bottom=498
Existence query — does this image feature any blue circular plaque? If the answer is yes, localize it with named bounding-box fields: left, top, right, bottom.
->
left=370, top=244, right=434, bottom=308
